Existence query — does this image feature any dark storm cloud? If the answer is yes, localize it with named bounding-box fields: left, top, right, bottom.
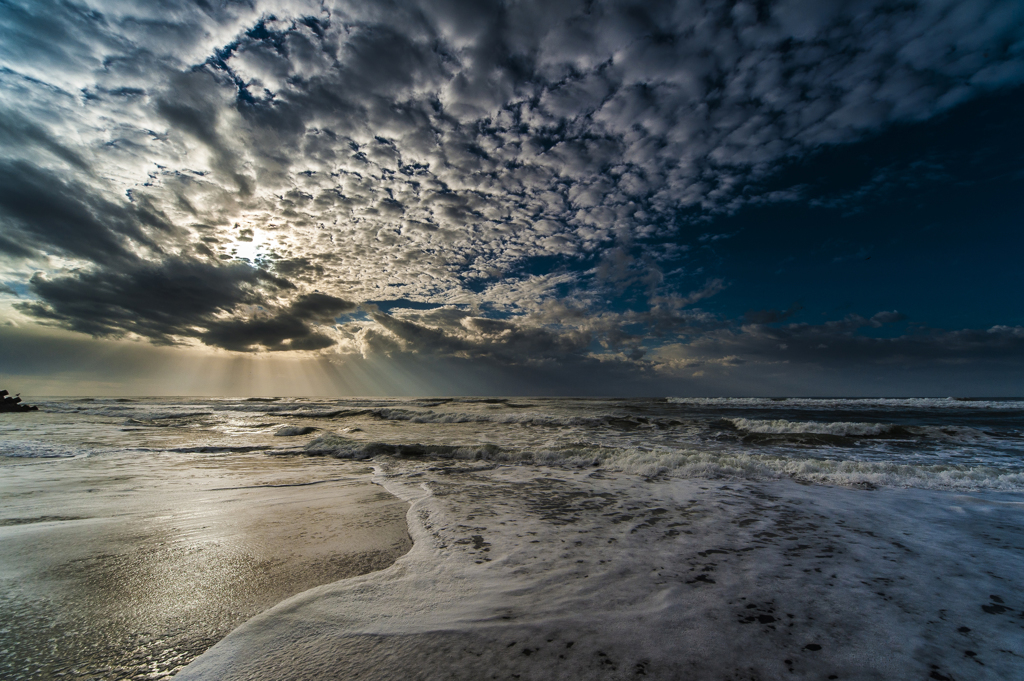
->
left=17, top=256, right=356, bottom=351
left=200, top=292, right=358, bottom=352
left=16, top=258, right=269, bottom=343
left=200, top=315, right=335, bottom=352
left=0, top=160, right=169, bottom=263
left=1, top=0, right=1023, bottom=382
left=289, top=292, right=358, bottom=319
left=12, top=258, right=351, bottom=353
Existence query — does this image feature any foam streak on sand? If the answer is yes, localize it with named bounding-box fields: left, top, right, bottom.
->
left=179, top=462, right=1024, bottom=681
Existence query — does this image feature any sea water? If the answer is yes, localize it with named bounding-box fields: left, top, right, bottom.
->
left=7, top=396, right=1024, bottom=488
left=3, top=396, right=1023, bottom=679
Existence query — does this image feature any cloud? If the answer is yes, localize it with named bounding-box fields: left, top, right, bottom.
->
left=366, top=308, right=595, bottom=364
left=650, top=313, right=1024, bottom=378
left=0, top=159, right=171, bottom=263
left=199, top=292, right=358, bottom=352
left=11, top=258, right=350, bottom=352
left=1, top=0, right=1022, bottom=375
left=17, top=258, right=264, bottom=340
left=199, top=314, right=332, bottom=352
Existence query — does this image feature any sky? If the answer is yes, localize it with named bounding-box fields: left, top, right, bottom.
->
left=1, top=0, right=1023, bottom=396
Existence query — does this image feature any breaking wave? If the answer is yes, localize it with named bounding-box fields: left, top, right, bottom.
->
left=291, top=434, right=1024, bottom=492
left=667, top=397, right=1024, bottom=410
left=283, top=407, right=683, bottom=430
left=718, top=418, right=1003, bottom=444
left=122, top=414, right=213, bottom=428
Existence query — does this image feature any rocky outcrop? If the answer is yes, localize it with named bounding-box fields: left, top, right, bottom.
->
left=1, top=390, right=38, bottom=412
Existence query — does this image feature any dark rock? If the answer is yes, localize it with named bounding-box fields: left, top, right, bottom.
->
left=0, top=389, right=38, bottom=412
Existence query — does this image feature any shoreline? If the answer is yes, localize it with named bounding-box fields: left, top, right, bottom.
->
left=0, top=451, right=412, bottom=680
left=180, top=461, right=1024, bottom=680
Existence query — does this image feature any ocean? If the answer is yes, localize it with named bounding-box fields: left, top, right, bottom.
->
left=11, top=395, right=1024, bottom=487
left=2, top=396, right=1023, bottom=679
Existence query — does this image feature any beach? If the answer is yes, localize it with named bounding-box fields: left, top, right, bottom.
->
left=2, top=396, right=1022, bottom=679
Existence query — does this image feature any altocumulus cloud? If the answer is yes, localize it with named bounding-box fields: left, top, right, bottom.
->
left=1, top=0, right=1023, bottom=376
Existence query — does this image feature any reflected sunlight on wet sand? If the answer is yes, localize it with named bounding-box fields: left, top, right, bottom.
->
left=0, top=452, right=411, bottom=680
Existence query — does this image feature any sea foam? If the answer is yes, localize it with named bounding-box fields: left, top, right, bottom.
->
left=178, top=462, right=1024, bottom=681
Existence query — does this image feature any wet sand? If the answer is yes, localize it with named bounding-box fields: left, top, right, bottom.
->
left=0, top=451, right=412, bottom=680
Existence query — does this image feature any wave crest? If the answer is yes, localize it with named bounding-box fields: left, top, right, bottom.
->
left=720, top=418, right=999, bottom=444
left=288, top=433, right=1024, bottom=492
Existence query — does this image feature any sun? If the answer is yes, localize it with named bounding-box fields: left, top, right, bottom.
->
left=228, top=227, right=272, bottom=265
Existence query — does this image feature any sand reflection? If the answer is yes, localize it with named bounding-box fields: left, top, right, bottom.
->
left=0, top=452, right=411, bottom=680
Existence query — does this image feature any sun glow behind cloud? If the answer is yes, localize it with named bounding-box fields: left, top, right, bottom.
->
left=227, top=227, right=270, bottom=264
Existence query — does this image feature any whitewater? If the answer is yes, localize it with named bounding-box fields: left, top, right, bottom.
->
left=2, top=396, right=1023, bottom=679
